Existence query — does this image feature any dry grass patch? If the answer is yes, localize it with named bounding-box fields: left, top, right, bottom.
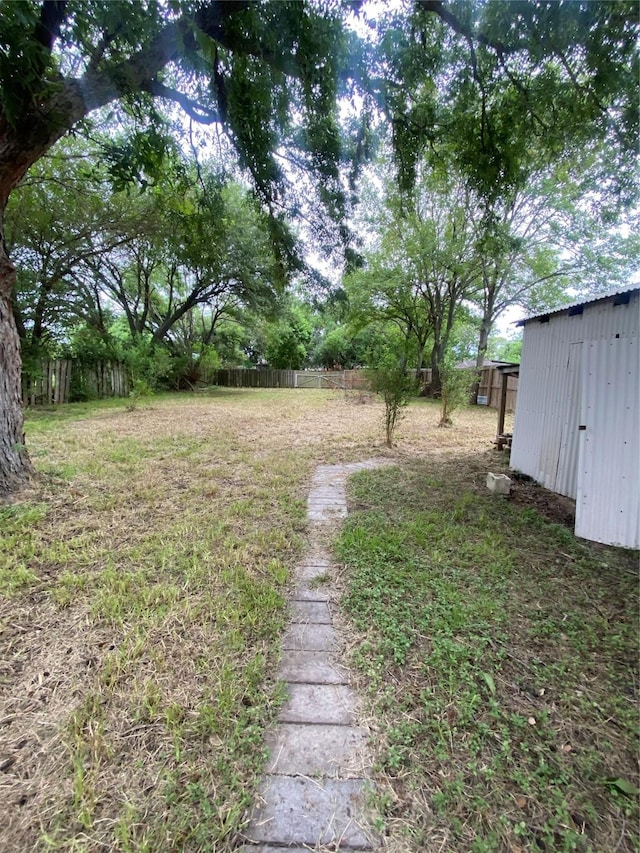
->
left=3, top=389, right=491, bottom=852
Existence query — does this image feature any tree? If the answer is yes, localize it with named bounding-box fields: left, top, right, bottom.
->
left=84, top=173, right=282, bottom=348
left=264, top=300, right=312, bottom=370
left=349, top=166, right=482, bottom=395
left=380, top=1, right=638, bottom=208
left=0, top=0, right=352, bottom=492
left=6, top=139, right=148, bottom=356
left=1, top=1, right=637, bottom=492
left=374, top=2, right=638, bottom=391
left=346, top=261, right=433, bottom=373
left=470, top=161, right=640, bottom=392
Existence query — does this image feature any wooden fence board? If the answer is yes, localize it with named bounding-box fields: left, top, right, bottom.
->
left=21, top=361, right=517, bottom=411
left=22, top=360, right=128, bottom=406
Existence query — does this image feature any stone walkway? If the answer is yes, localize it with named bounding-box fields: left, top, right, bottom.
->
left=241, top=460, right=392, bottom=852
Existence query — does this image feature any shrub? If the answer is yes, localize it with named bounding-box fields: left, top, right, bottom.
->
left=367, top=362, right=415, bottom=447
left=439, top=363, right=476, bottom=427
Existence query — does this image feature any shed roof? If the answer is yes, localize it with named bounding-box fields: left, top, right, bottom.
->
left=455, top=358, right=513, bottom=369
left=495, top=362, right=520, bottom=375
left=516, top=286, right=639, bottom=327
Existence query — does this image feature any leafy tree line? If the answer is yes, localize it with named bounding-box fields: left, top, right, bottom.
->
left=0, top=0, right=637, bottom=492
left=7, top=135, right=303, bottom=389
left=343, top=150, right=638, bottom=398
left=10, top=130, right=637, bottom=403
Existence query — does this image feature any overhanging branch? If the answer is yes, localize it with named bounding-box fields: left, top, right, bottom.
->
left=417, top=0, right=512, bottom=57
left=140, top=80, right=220, bottom=125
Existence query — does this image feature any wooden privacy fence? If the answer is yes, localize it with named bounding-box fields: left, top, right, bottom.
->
left=477, top=366, right=518, bottom=413
left=21, top=362, right=517, bottom=411
left=74, top=361, right=129, bottom=400
left=21, top=359, right=72, bottom=406
left=212, top=369, right=369, bottom=390
left=213, top=368, right=296, bottom=388
left=22, top=360, right=129, bottom=406
left=213, top=366, right=518, bottom=411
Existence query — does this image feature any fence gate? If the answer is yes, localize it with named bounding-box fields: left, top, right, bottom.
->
left=294, top=371, right=345, bottom=389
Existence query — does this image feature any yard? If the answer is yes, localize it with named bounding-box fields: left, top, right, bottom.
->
left=0, top=390, right=637, bottom=852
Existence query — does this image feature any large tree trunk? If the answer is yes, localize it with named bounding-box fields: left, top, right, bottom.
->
left=0, top=210, right=34, bottom=493
left=470, top=313, right=492, bottom=404
left=430, top=339, right=444, bottom=398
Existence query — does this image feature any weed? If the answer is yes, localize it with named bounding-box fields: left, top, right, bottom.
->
left=309, top=572, right=331, bottom=588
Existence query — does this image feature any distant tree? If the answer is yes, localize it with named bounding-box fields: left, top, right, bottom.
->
left=0, top=0, right=352, bottom=492
left=264, top=301, right=313, bottom=370
left=489, top=335, right=522, bottom=364
left=6, top=140, right=134, bottom=355
left=470, top=162, right=640, bottom=390
left=1, top=1, right=637, bottom=493
left=349, top=166, right=483, bottom=395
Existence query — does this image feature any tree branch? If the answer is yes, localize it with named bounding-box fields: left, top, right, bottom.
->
left=417, top=1, right=511, bottom=57
left=140, top=80, right=220, bottom=125
left=33, top=1, right=67, bottom=53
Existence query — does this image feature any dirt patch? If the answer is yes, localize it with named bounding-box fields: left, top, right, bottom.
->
left=509, top=477, right=576, bottom=529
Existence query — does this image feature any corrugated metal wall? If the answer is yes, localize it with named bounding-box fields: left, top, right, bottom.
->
left=575, top=334, right=639, bottom=547
left=511, top=291, right=639, bottom=548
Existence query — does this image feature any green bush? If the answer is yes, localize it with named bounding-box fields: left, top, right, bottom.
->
left=439, top=362, right=476, bottom=427
left=367, top=361, right=415, bottom=447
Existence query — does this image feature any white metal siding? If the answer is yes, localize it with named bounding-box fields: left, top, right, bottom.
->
left=575, top=336, right=639, bottom=547
left=510, top=292, right=639, bottom=548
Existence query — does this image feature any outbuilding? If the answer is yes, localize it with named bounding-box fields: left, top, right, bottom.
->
left=510, top=287, right=639, bottom=549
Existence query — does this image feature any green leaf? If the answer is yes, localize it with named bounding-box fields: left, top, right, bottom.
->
left=480, top=671, right=496, bottom=696
left=605, top=777, right=640, bottom=797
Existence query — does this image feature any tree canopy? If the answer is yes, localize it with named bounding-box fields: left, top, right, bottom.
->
left=0, top=0, right=638, bottom=492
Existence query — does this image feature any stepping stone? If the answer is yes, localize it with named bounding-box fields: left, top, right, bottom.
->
left=308, top=507, right=348, bottom=521
left=279, top=683, right=356, bottom=725
left=282, top=622, right=336, bottom=651
left=297, top=564, right=332, bottom=584
left=240, top=847, right=373, bottom=853
left=309, top=487, right=342, bottom=498
left=291, top=586, right=330, bottom=602
left=278, top=650, right=347, bottom=684
left=308, top=500, right=346, bottom=511
left=290, top=600, right=332, bottom=623
left=243, top=776, right=376, bottom=848
left=265, top=723, right=367, bottom=776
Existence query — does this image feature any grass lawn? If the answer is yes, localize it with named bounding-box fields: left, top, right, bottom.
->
left=335, top=459, right=639, bottom=852
left=0, top=388, right=395, bottom=851
left=0, top=389, right=636, bottom=852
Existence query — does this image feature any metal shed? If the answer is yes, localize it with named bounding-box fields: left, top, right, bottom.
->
left=510, top=287, right=639, bottom=549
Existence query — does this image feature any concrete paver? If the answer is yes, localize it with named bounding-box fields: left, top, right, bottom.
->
left=279, top=683, right=356, bottom=724
left=278, top=650, right=348, bottom=684
left=282, top=622, right=336, bottom=651
left=297, top=564, right=333, bottom=583
left=242, top=459, right=393, bottom=850
left=292, top=585, right=330, bottom=602
left=291, top=600, right=332, bottom=623
left=265, top=723, right=368, bottom=775
left=244, top=776, right=376, bottom=848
